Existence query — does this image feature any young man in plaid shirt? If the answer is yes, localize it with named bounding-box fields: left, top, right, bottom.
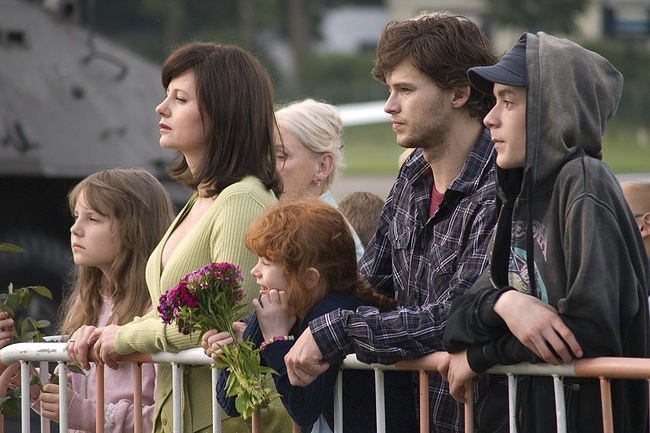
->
left=285, top=13, right=498, bottom=432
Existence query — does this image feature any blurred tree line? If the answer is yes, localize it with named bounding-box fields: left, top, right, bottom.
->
left=78, top=0, right=649, bottom=124
left=488, top=0, right=650, bottom=126
left=80, top=0, right=386, bottom=105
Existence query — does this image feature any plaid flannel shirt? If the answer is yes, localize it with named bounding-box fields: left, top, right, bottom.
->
left=309, top=128, right=496, bottom=433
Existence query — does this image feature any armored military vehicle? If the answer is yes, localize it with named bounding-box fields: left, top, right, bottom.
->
left=0, top=0, right=184, bottom=332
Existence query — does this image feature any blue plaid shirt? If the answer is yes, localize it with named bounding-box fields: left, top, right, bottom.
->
left=309, top=128, right=496, bottom=433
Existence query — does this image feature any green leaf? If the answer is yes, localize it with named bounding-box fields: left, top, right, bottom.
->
left=0, top=394, right=19, bottom=418
left=0, top=243, right=24, bottom=253
left=30, top=374, right=43, bottom=386
left=67, top=365, right=86, bottom=375
left=36, top=319, right=51, bottom=328
left=25, top=285, right=53, bottom=300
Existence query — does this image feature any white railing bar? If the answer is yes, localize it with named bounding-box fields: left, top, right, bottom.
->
left=20, top=360, right=29, bottom=433
left=553, top=375, right=567, bottom=433
left=374, top=368, right=385, bottom=433
left=2, top=343, right=68, bottom=363
left=5, top=344, right=650, bottom=433
left=150, top=347, right=212, bottom=364
left=6, top=344, right=650, bottom=381
left=58, top=362, right=69, bottom=433
left=507, top=373, right=517, bottom=433
left=211, top=366, right=221, bottom=433
left=339, top=355, right=400, bottom=371
left=38, top=360, right=50, bottom=433
left=172, top=362, right=182, bottom=433
left=489, top=362, right=576, bottom=377
left=334, top=369, right=343, bottom=433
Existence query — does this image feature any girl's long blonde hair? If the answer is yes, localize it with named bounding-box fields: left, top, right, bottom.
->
left=59, top=168, right=174, bottom=336
left=245, top=198, right=395, bottom=318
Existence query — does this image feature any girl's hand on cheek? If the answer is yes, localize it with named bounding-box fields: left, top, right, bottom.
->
left=253, top=289, right=296, bottom=340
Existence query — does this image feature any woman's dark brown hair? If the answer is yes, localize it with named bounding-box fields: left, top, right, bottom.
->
left=245, top=198, right=396, bottom=318
left=161, top=42, right=282, bottom=196
left=372, top=13, right=498, bottom=119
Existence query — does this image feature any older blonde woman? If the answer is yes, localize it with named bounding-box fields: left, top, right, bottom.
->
left=275, top=98, right=365, bottom=261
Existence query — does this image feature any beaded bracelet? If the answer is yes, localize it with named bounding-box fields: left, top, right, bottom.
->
left=260, top=335, right=295, bottom=350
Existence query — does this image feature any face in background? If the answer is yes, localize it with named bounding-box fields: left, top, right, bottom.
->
left=70, top=191, right=118, bottom=276
left=250, top=256, right=289, bottom=297
left=275, top=126, right=326, bottom=202
left=621, top=182, right=650, bottom=255
left=155, top=69, right=206, bottom=170
left=384, top=61, right=453, bottom=158
left=484, top=83, right=527, bottom=169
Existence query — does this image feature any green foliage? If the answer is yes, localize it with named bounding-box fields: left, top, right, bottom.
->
left=288, top=51, right=385, bottom=105
left=0, top=243, right=55, bottom=416
left=340, top=119, right=649, bottom=176
left=0, top=287, right=53, bottom=344
left=342, top=123, right=402, bottom=175
left=582, top=40, right=650, bottom=125
left=486, top=0, right=589, bottom=33
left=0, top=388, right=21, bottom=418
left=213, top=341, right=279, bottom=420
left=0, top=244, right=23, bottom=253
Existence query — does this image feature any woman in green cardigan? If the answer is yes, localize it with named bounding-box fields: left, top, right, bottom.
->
left=67, top=42, right=292, bottom=433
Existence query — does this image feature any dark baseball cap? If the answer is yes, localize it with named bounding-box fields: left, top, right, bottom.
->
left=468, top=35, right=527, bottom=94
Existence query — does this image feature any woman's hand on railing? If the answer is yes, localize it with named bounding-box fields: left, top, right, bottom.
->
left=92, top=324, right=121, bottom=370
left=201, top=329, right=234, bottom=360
left=67, top=325, right=100, bottom=370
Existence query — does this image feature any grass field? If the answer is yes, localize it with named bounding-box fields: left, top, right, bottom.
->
left=342, top=121, right=650, bottom=175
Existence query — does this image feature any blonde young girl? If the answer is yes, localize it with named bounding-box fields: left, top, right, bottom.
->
left=37, top=168, right=174, bottom=433
left=203, top=198, right=417, bottom=433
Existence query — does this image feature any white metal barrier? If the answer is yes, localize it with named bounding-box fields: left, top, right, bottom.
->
left=0, top=343, right=219, bottom=433
left=1, top=343, right=650, bottom=433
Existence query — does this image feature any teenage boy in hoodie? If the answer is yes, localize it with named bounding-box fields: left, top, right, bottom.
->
left=441, top=33, right=649, bottom=432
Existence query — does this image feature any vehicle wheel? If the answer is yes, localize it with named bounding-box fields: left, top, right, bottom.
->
left=0, top=227, right=72, bottom=335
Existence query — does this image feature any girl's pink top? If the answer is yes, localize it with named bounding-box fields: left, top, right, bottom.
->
left=66, top=296, right=156, bottom=433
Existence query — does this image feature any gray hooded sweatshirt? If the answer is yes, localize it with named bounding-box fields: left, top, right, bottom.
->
left=444, top=32, right=649, bottom=432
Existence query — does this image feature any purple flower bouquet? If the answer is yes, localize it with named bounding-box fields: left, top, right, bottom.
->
left=157, top=262, right=278, bottom=419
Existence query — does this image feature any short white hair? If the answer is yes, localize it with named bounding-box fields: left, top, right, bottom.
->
left=275, top=98, right=345, bottom=185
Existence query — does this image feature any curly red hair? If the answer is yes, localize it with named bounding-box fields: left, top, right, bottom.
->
left=245, top=198, right=395, bottom=318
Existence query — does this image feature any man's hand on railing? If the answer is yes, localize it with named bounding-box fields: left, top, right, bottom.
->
left=284, top=328, right=329, bottom=387
left=437, top=350, right=477, bottom=403
left=67, top=324, right=100, bottom=370
left=494, top=290, right=583, bottom=365
left=92, top=324, right=121, bottom=370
